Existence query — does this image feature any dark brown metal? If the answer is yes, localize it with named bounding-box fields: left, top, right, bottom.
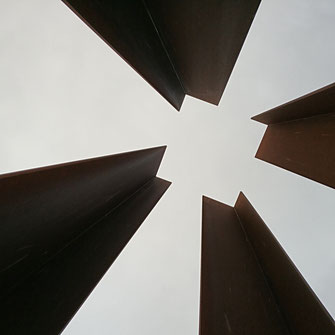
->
left=62, top=0, right=185, bottom=110
left=252, top=83, right=335, bottom=189
left=145, top=0, right=261, bottom=105
left=201, top=195, right=289, bottom=335
left=61, top=0, right=261, bottom=110
left=252, top=82, right=335, bottom=125
left=200, top=193, right=335, bottom=335
left=0, top=146, right=170, bottom=335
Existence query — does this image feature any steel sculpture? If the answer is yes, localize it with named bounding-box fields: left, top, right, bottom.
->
left=252, top=82, right=335, bottom=189
left=200, top=193, right=335, bottom=334
left=62, top=0, right=261, bottom=110
left=0, top=146, right=170, bottom=335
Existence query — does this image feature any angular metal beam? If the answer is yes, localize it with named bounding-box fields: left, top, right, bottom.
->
left=62, top=0, right=261, bottom=110
left=252, top=82, right=335, bottom=189
left=0, top=146, right=170, bottom=335
left=62, top=0, right=185, bottom=110
left=200, top=193, right=335, bottom=334
left=145, top=0, right=261, bottom=105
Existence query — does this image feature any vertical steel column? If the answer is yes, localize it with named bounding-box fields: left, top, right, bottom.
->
left=62, top=0, right=261, bottom=109
left=200, top=193, right=335, bottom=334
left=252, top=82, right=335, bottom=189
left=0, top=146, right=170, bottom=335
left=145, top=0, right=261, bottom=105
left=62, top=0, right=185, bottom=110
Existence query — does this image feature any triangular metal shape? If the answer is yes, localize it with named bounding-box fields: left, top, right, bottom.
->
left=0, top=146, right=170, bottom=335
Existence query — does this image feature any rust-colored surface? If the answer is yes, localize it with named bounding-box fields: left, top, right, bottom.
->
left=235, top=193, right=335, bottom=335
left=145, top=0, right=261, bottom=105
left=0, top=146, right=170, bottom=335
left=252, top=83, right=335, bottom=189
left=256, top=113, right=335, bottom=188
left=62, top=0, right=261, bottom=109
left=252, top=82, right=335, bottom=124
left=201, top=196, right=289, bottom=335
left=200, top=193, right=335, bottom=334
left=62, top=0, right=185, bottom=110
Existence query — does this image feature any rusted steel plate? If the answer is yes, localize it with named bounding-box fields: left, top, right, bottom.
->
left=235, top=193, right=335, bottom=335
left=252, top=83, right=335, bottom=189
left=62, top=0, right=261, bottom=109
left=252, top=82, right=335, bottom=124
left=201, top=195, right=289, bottom=335
left=62, top=0, right=185, bottom=110
left=200, top=193, right=335, bottom=334
left=145, top=0, right=261, bottom=105
left=0, top=146, right=170, bottom=335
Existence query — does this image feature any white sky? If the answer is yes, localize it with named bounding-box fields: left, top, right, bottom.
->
left=1, top=0, right=335, bottom=334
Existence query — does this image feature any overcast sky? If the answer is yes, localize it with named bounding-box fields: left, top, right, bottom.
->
left=1, top=0, right=335, bottom=334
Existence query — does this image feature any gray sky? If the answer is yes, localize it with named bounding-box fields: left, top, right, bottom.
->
left=1, top=0, right=335, bottom=334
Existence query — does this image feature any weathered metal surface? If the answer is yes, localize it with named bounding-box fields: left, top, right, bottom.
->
left=252, top=83, right=335, bottom=189
left=200, top=193, right=335, bottom=334
left=145, top=0, right=261, bottom=105
left=235, top=192, right=335, bottom=335
left=62, top=0, right=185, bottom=110
left=200, top=196, right=289, bottom=335
left=0, top=146, right=170, bottom=335
left=255, top=113, right=335, bottom=188
left=252, top=82, right=335, bottom=124
left=62, top=0, right=261, bottom=109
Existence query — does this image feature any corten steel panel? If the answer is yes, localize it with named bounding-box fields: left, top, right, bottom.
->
left=145, top=0, right=261, bottom=105
left=235, top=193, right=335, bottom=335
left=0, top=146, right=166, bottom=296
left=252, top=82, right=335, bottom=124
left=255, top=114, right=335, bottom=188
left=200, top=196, right=290, bottom=335
left=0, top=146, right=170, bottom=335
left=62, top=0, right=261, bottom=109
left=62, top=0, right=185, bottom=110
left=252, top=83, right=335, bottom=189
left=200, top=193, right=335, bottom=335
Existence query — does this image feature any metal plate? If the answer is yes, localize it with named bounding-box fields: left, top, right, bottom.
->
left=62, top=0, right=261, bottom=109
left=200, top=193, right=335, bottom=334
left=252, top=83, right=335, bottom=189
left=236, top=192, right=335, bottom=335
left=145, top=0, right=261, bottom=105
left=252, top=82, right=335, bottom=124
left=63, top=0, right=185, bottom=110
left=200, top=195, right=289, bottom=334
left=0, top=146, right=170, bottom=335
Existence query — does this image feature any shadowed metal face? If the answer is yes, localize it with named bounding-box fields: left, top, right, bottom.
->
left=252, top=82, right=335, bottom=189
left=62, top=0, right=261, bottom=110
left=0, top=146, right=170, bottom=335
left=200, top=193, right=335, bottom=334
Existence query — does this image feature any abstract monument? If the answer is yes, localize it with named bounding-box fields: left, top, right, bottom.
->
left=252, top=82, right=335, bottom=189
left=62, top=0, right=261, bottom=110
left=200, top=193, right=335, bottom=334
left=0, top=146, right=170, bottom=335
